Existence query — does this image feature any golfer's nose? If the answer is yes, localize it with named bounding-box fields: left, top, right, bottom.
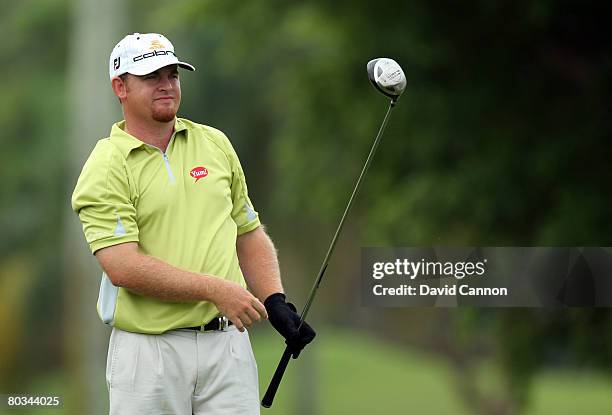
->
left=158, top=75, right=174, bottom=91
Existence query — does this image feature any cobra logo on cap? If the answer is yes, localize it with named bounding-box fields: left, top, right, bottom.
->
left=149, top=40, right=165, bottom=50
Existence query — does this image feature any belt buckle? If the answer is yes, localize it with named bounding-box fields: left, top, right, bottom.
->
left=219, top=316, right=228, bottom=331
left=199, top=316, right=228, bottom=332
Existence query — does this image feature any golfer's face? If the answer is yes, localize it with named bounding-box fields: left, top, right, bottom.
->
left=125, top=64, right=182, bottom=123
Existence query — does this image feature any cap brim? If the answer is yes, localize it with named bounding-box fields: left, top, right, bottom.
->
left=178, top=62, right=195, bottom=71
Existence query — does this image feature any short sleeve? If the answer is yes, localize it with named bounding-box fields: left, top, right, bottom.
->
left=224, top=137, right=261, bottom=235
left=71, top=140, right=139, bottom=253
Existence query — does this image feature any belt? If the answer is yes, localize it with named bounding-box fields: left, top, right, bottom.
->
left=183, top=316, right=232, bottom=332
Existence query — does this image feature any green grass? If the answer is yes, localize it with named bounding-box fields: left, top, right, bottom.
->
left=252, top=326, right=467, bottom=415
left=252, top=326, right=612, bottom=415
left=528, top=370, right=612, bottom=415
left=6, top=327, right=612, bottom=414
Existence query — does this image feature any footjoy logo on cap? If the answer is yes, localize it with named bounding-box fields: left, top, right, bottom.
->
left=190, top=166, right=209, bottom=182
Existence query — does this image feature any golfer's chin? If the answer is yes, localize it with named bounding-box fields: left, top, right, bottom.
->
left=152, top=107, right=177, bottom=123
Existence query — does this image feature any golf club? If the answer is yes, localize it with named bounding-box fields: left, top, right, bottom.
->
left=261, top=58, right=406, bottom=409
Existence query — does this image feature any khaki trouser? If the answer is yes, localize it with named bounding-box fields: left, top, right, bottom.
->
left=106, top=326, right=260, bottom=414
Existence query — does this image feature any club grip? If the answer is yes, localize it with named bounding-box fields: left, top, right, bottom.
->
left=261, top=346, right=293, bottom=408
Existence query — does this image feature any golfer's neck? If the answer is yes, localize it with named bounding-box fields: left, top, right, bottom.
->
left=124, top=117, right=175, bottom=152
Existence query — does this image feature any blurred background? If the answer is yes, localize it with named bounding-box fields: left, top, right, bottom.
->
left=1, top=0, right=612, bottom=414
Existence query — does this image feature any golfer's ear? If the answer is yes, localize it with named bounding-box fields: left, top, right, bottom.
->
left=111, top=76, right=128, bottom=102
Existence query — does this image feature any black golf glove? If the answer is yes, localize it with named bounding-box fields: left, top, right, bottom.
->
left=264, top=293, right=316, bottom=358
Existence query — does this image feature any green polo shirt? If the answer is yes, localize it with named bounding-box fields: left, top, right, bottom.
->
left=71, top=117, right=260, bottom=333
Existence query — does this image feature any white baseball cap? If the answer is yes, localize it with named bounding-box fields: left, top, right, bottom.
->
left=109, top=33, right=195, bottom=80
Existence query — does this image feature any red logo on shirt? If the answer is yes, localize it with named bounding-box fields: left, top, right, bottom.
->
left=189, top=166, right=209, bottom=182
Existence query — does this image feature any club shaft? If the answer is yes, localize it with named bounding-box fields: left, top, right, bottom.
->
left=299, top=99, right=396, bottom=323
left=262, top=99, right=397, bottom=408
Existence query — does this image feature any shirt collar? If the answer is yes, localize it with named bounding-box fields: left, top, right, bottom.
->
left=109, top=118, right=188, bottom=158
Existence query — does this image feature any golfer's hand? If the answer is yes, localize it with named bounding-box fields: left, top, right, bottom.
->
left=264, top=293, right=316, bottom=358
left=211, top=280, right=267, bottom=332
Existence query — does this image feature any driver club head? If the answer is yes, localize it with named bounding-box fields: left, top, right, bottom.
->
left=367, top=58, right=406, bottom=101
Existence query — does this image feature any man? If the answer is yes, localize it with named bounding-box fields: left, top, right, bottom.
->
left=71, top=33, right=315, bottom=415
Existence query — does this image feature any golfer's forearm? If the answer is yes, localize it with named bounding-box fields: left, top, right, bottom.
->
left=96, top=242, right=223, bottom=302
left=121, top=254, right=223, bottom=301
left=237, top=226, right=284, bottom=301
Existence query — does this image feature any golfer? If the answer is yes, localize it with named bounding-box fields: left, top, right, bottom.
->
left=71, top=33, right=315, bottom=414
